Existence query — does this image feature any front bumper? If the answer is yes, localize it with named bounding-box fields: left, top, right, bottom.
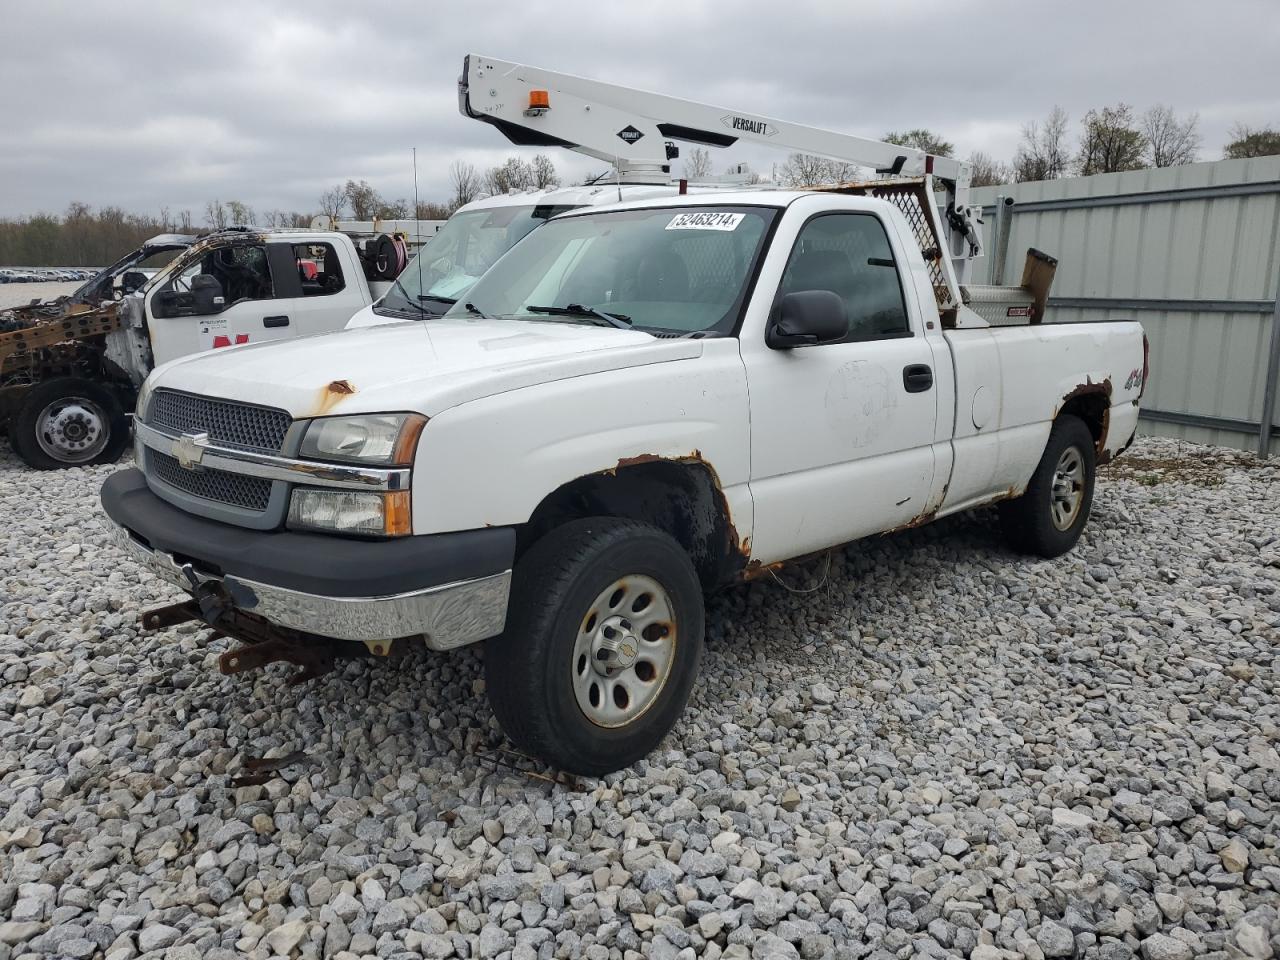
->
left=102, top=469, right=513, bottom=649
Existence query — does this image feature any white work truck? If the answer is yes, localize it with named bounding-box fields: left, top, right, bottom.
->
left=101, top=188, right=1146, bottom=775
left=101, top=57, right=1148, bottom=774
left=1, top=224, right=439, bottom=468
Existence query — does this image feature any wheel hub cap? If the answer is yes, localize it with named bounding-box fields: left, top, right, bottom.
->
left=572, top=574, right=677, bottom=728
left=37, top=399, right=108, bottom=463
left=1050, top=445, right=1085, bottom=531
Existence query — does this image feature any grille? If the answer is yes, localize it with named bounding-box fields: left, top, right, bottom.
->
left=151, top=450, right=273, bottom=511
left=150, top=389, right=291, bottom=452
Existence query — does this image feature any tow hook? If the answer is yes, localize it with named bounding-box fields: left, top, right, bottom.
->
left=138, top=580, right=372, bottom=686
left=182, top=563, right=234, bottom=625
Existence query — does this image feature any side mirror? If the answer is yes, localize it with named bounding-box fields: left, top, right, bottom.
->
left=190, top=274, right=226, bottom=316
left=120, top=270, right=148, bottom=294
left=766, top=290, right=849, bottom=349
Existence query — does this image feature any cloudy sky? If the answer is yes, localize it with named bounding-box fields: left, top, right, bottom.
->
left=1, top=0, right=1276, bottom=220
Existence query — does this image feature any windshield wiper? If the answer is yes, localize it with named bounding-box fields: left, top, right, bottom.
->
left=381, top=278, right=429, bottom=315
left=525, top=303, right=632, bottom=329
left=462, top=301, right=488, bottom=317
left=417, top=294, right=457, bottom=305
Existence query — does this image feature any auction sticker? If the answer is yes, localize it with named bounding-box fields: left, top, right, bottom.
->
left=666, top=212, right=744, bottom=231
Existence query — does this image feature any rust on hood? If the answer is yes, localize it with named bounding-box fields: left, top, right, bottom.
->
left=314, top=378, right=357, bottom=416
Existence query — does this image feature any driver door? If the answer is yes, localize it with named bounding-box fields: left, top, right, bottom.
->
left=148, top=241, right=288, bottom=366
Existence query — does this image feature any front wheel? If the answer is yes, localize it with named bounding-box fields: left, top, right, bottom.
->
left=10, top=378, right=130, bottom=470
left=999, top=414, right=1096, bottom=558
left=485, top=518, right=704, bottom=776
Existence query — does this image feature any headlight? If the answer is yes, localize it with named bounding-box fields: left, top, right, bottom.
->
left=135, top=377, right=154, bottom=421
left=288, top=489, right=411, bottom=537
left=299, top=413, right=426, bottom=466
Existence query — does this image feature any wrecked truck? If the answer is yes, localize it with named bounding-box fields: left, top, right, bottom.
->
left=102, top=188, right=1148, bottom=776
left=2, top=225, right=432, bottom=469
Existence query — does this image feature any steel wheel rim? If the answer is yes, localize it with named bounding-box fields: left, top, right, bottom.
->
left=35, top=396, right=109, bottom=464
left=1050, top=445, right=1085, bottom=531
left=572, top=574, right=677, bottom=728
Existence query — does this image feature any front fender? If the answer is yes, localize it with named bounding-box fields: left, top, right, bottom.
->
left=410, top=340, right=753, bottom=541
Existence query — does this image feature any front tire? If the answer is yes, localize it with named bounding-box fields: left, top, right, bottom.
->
left=999, top=414, right=1096, bottom=558
left=485, top=517, right=705, bottom=776
left=10, top=378, right=129, bottom=470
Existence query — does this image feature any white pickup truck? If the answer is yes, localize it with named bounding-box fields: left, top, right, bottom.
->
left=101, top=189, right=1146, bottom=775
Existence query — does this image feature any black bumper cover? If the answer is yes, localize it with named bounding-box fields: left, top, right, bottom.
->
left=101, top=468, right=515, bottom=598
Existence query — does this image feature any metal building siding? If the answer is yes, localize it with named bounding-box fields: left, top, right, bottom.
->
left=972, top=156, right=1280, bottom=453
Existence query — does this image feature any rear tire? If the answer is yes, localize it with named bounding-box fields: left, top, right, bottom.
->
left=998, top=414, right=1096, bottom=558
left=10, top=378, right=129, bottom=470
left=485, top=517, right=704, bottom=776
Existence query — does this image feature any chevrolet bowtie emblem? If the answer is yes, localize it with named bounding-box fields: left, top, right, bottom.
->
left=175, top=431, right=209, bottom=470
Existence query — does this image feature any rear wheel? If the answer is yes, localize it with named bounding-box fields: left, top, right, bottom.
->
left=998, top=414, right=1096, bottom=558
left=485, top=517, right=704, bottom=776
left=10, top=378, right=129, bottom=470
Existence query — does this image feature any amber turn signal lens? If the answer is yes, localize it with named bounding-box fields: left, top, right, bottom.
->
left=383, top=491, right=412, bottom=537
left=392, top=414, right=428, bottom=466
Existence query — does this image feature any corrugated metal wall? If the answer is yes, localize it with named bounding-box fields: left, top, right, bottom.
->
left=971, top=156, right=1280, bottom=455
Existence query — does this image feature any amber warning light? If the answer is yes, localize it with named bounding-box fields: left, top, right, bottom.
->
left=525, top=90, right=550, bottom=117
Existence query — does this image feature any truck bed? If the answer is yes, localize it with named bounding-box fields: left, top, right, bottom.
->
left=940, top=319, right=1144, bottom=517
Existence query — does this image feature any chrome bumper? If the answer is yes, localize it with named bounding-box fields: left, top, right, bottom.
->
left=110, top=522, right=510, bottom=651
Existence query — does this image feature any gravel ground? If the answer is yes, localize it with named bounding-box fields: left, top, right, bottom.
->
left=0, top=436, right=1277, bottom=960
left=0, top=282, right=79, bottom=309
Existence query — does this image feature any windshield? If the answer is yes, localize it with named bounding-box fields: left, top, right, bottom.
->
left=378, top=204, right=576, bottom=317
left=443, top=205, right=776, bottom=336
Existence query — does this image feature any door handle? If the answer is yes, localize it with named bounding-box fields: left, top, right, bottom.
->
left=903, top=364, right=933, bottom=392
left=263, top=315, right=290, bottom=328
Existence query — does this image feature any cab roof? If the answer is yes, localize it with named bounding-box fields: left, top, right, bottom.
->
left=553, top=190, right=808, bottom=217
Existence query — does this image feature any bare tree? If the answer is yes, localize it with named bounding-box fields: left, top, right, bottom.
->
left=777, top=153, right=853, bottom=187
left=178, top=209, right=193, bottom=231
left=317, top=185, right=345, bottom=221
left=1224, top=124, right=1280, bottom=159
left=225, top=200, right=255, bottom=225
left=204, top=200, right=227, bottom=230
left=1013, top=106, right=1072, bottom=182
left=374, top=198, right=410, bottom=219
left=449, top=160, right=481, bottom=209
left=344, top=180, right=383, bottom=220
left=685, top=147, right=713, bottom=180
left=1142, top=105, right=1200, bottom=167
left=530, top=154, right=560, bottom=189
left=485, top=156, right=536, bottom=195
left=416, top=201, right=453, bottom=220
left=884, top=129, right=954, bottom=157
left=967, top=151, right=1013, bottom=187
left=1077, top=104, right=1147, bottom=175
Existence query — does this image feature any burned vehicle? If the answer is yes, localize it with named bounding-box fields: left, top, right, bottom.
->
left=2, top=224, right=420, bottom=469
left=1, top=235, right=197, bottom=469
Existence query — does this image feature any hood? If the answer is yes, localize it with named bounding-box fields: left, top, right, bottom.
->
left=150, top=317, right=703, bottom=419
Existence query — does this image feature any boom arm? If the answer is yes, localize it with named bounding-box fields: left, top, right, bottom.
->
left=459, top=54, right=982, bottom=292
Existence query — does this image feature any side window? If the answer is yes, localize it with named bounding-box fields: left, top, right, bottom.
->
left=212, top=244, right=273, bottom=304
left=293, top=243, right=346, bottom=297
left=156, top=243, right=272, bottom=317
left=170, top=244, right=273, bottom=304
left=778, top=214, right=910, bottom=342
